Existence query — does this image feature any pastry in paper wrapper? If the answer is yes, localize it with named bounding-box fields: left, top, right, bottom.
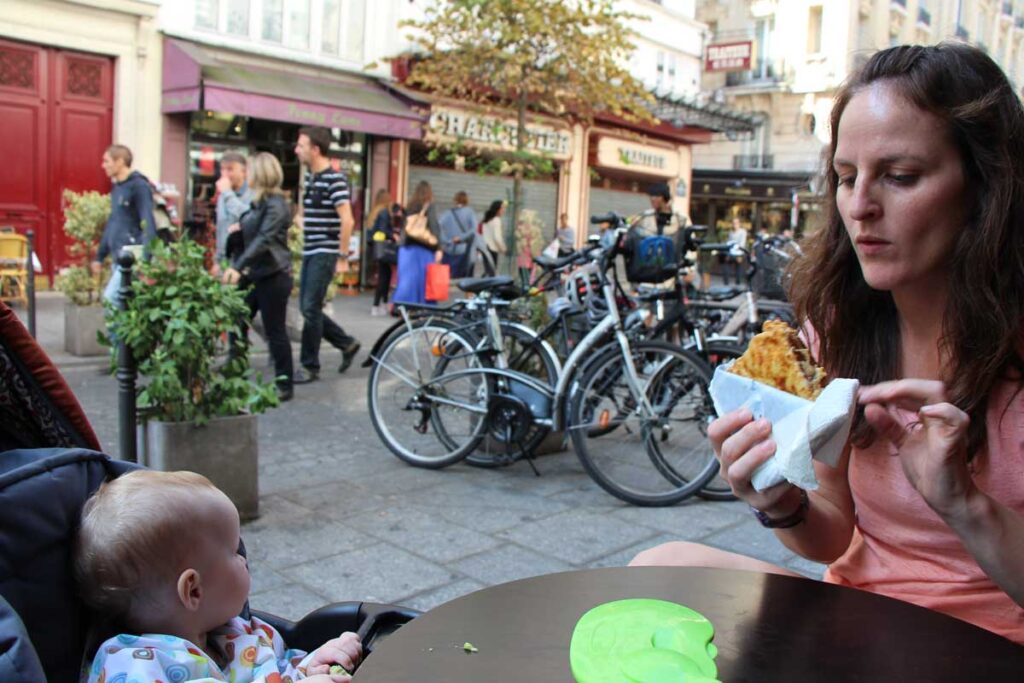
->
left=709, top=322, right=858, bottom=491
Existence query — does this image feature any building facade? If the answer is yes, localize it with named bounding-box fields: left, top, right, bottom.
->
left=0, top=0, right=163, bottom=278
left=692, top=0, right=1024, bottom=237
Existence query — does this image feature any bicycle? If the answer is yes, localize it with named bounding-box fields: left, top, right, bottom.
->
left=367, top=214, right=721, bottom=506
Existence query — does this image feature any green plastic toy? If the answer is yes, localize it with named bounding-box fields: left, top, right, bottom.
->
left=569, top=598, right=720, bottom=682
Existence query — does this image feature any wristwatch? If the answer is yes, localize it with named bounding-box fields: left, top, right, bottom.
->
left=751, top=489, right=809, bottom=529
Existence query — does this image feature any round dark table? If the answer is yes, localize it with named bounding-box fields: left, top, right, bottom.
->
left=354, top=567, right=1024, bottom=682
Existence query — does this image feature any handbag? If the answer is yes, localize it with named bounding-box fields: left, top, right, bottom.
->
left=405, top=203, right=438, bottom=248
left=373, top=240, right=398, bottom=264
left=425, top=262, right=450, bottom=301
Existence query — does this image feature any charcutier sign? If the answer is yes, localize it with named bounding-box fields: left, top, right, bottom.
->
left=426, top=106, right=572, bottom=160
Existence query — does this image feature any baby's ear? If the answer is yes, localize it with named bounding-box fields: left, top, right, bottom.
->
left=176, top=568, right=202, bottom=611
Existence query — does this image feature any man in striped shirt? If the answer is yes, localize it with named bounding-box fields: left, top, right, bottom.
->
left=292, top=126, right=360, bottom=383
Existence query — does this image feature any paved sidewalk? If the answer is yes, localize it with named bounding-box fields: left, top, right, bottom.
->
left=15, top=292, right=824, bottom=621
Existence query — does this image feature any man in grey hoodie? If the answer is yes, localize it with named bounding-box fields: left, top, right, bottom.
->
left=213, top=151, right=253, bottom=276
left=92, top=144, right=158, bottom=306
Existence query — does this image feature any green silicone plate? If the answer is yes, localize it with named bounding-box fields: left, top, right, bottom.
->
left=570, top=598, right=720, bottom=683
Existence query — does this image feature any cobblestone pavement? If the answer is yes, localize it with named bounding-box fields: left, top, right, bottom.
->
left=20, top=292, right=824, bottom=622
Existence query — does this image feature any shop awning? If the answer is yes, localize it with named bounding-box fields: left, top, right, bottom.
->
left=648, top=91, right=760, bottom=135
left=162, top=39, right=424, bottom=140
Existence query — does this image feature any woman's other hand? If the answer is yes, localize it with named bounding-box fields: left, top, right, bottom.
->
left=435, top=250, right=443, bottom=263
left=222, top=267, right=241, bottom=285
left=227, top=222, right=241, bottom=234
left=859, top=380, right=974, bottom=519
left=708, top=409, right=798, bottom=515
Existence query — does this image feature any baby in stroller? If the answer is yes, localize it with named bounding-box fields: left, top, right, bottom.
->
left=75, top=469, right=362, bottom=682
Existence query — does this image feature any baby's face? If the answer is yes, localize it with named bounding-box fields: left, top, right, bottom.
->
left=194, top=493, right=251, bottom=627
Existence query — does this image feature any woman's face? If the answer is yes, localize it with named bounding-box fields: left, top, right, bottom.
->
left=833, top=81, right=968, bottom=295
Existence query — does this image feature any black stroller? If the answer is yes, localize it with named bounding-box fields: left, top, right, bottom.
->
left=0, top=301, right=418, bottom=681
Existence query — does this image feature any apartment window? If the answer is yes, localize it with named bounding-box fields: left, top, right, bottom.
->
left=322, top=0, right=342, bottom=54
left=668, top=53, right=677, bottom=90
left=342, top=0, right=365, bottom=62
left=262, top=0, right=283, bottom=42
left=196, top=0, right=220, bottom=30
left=755, top=18, right=773, bottom=77
left=285, top=0, right=311, bottom=49
left=226, top=0, right=250, bottom=35
left=656, top=50, right=665, bottom=86
left=807, top=5, right=824, bottom=54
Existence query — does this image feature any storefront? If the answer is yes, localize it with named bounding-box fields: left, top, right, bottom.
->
left=586, top=134, right=686, bottom=229
left=406, top=101, right=573, bottom=256
left=160, top=39, right=423, bottom=286
left=690, top=169, right=822, bottom=239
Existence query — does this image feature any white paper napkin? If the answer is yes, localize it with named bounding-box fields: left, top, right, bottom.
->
left=708, top=362, right=858, bottom=491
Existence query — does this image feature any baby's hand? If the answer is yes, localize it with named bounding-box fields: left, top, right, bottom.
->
left=305, top=632, right=362, bottom=679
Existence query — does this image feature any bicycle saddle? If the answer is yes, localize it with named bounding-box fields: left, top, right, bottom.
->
left=457, top=276, right=515, bottom=294
left=703, top=285, right=746, bottom=301
left=533, top=252, right=578, bottom=270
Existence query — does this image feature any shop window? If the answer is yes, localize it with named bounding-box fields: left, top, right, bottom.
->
left=226, top=0, right=250, bottom=35
left=262, top=0, right=283, bottom=42
left=196, top=0, right=220, bottom=30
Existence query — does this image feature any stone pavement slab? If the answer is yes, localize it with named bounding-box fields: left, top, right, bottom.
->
left=15, top=291, right=826, bottom=624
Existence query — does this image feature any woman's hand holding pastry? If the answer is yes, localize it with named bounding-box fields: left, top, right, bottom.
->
left=709, top=409, right=798, bottom=515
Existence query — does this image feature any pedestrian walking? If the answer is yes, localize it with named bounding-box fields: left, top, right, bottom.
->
left=724, top=216, right=748, bottom=285
left=393, top=181, right=442, bottom=305
left=514, top=209, right=544, bottom=284
left=93, top=144, right=158, bottom=307
left=213, top=152, right=252, bottom=277
left=221, top=153, right=295, bottom=402
left=367, top=189, right=397, bottom=316
left=556, top=213, right=576, bottom=256
left=481, top=200, right=507, bottom=270
left=292, top=126, right=360, bottom=384
left=439, top=191, right=478, bottom=278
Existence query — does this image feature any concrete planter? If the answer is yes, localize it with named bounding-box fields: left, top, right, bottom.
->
left=63, top=302, right=106, bottom=356
left=140, top=414, right=259, bottom=521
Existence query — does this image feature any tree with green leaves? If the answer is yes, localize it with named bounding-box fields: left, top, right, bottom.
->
left=398, top=0, right=656, bottom=260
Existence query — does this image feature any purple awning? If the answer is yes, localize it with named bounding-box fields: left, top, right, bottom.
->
left=161, top=38, right=423, bottom=140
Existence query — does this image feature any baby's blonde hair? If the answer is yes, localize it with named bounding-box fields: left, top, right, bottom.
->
left=74, top=470, right=224, bottom=623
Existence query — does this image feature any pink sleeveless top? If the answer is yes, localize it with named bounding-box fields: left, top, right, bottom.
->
left=824, top=380, right=1024, bottom=643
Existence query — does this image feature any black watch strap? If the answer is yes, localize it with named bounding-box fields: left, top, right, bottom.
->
left=751, top=489, right=809, bottom=529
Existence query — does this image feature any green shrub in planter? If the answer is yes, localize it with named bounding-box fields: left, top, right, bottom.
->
left=55, top=190, right=110, bottom=305
left=106, top=238, right=279, bottom=424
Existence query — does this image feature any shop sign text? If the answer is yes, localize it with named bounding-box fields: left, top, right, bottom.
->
left=427, top=107, right=571, bottom=160
left=705, top=41, right=753, bottom=73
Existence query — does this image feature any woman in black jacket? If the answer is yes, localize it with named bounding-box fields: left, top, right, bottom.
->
left=222, top=152, right=295, bottom=401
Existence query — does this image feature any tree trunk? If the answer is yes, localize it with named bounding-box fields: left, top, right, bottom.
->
left=511, top=86, right=528, bottom=279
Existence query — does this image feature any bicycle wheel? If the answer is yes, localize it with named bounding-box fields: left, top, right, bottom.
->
left=692, top=342, right=743, bottom=501
left=568, top=341, right=718, bottom=506
left=367, top=322, right=487, bottom=468
left=445, top=322, right=558, bottom=468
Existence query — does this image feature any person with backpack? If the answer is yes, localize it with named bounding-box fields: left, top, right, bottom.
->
left=439, top=191, right=478, bottom=278
left=623, top=183, right=692, bottom=286
left=92, top=144, right=158, bottom=307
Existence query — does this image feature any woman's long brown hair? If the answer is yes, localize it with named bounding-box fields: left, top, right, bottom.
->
left=788, top=43, right=1024, bottom=455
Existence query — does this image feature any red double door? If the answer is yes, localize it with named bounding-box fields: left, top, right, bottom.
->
left=0, top=37, right=114, bottom=279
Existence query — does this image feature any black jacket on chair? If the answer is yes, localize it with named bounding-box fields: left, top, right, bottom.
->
left=230, top=194, right=292, bottom=282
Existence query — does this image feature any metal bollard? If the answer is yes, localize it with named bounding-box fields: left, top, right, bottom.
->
left=116, top=249, right=138, bottom=463
left=25, top=230, right=35, bottom=338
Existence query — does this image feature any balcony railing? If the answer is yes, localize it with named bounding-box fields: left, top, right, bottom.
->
left=917, top=7, right=931, bottom=25
left=733, top=155, right=774, bottom=170
left=956, top=25, right=969, bottom=39
left=891, top=0, right=907, bottom=8
left=724, top=60, right=784, bottom=87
